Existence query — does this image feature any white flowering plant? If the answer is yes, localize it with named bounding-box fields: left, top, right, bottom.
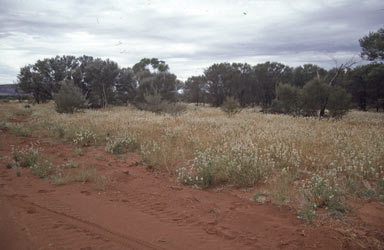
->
left=105, top=133, right=138, bottom=154
left=73, top=128, right=96, bottom=146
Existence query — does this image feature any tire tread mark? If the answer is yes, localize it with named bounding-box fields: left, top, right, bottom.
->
left=13, top=195, right=168, bottom=250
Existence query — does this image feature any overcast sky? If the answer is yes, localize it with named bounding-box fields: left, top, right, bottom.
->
left=0, top=0, right=383, bottom=83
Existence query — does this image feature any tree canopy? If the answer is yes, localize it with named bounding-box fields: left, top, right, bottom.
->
left=359, top=27, right=384, bottom=62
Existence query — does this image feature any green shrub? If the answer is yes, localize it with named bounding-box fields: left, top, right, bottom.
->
left=273, top=84, right=301, bottom=115
left=73, top=167, right=97, bottom=183
left=11, top=144, right=40, bottom=167
left=221, top=97, right=241, bottom=116
left=73, top=128, right=96, bottom=146
left=0, top=122, right=10, bottom=132
left=298, top=201, right=316, bottom=225
left=162, top=102, right=187, bottom=116
left=30, top=159, right=54, bottom=178
left=55, top=80, right=88, bottom=114
left=177, top=143, right=274, bottom=188
left=138, top=92, right=186, bottom=115
left=105, top=134, right=138, bottom=154
left=301, top=175, right=346, bottom=217
left=327, top=86, right=351, bottom=118
left=301, top=79, right=330, bottom=116
left=50, top=172, right=73, bottom=186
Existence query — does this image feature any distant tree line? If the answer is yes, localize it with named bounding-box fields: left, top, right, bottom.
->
left=18, top=56, right=180, bottom=108
left=18, top=27, right=384, bottom=116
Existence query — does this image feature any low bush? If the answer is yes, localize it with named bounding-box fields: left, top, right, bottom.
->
left=11, top=144, right=40, bottom=167
left=177, top=142, right=275, bottom=188
left=137, top=92, right=187, bottom=115
left=105, top=134, right=138, bottom=154
left=221, top=97, right=241, bottom=116
left=73, top=128, right=96, bottom=146
left=30, top=159, right=54, bottom=178
left=55, top=80, right=88, bottom=114
left=301, top=175, right=346, bottom=218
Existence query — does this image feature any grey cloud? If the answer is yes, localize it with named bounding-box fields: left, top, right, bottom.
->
left=0, top=0, right=383, bottom=83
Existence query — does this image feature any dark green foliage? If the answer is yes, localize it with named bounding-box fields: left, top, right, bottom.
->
left=359, top=27, right=384, bottom=62
left=301, top=79, right=330, bottom=116
left=327, top=86, right=351, bottom=118
left=85, top=58, right=119, bottom=108
left=184, top=75, right=207, bottom=105
left=55, top=80, right=88, bottom=114
left=115, top=67, right=136, bottom=105
left=221, top=96, right=241, bottom=116
left=253, top=62, right=293, bottom=108
left=272, top=84, right=301, bottom=115
left=346, top=64, right=384, bottom=111
left=292, top=64, right=327, bottom=88
left=274, top=80, right=351, bottom=118
left=18, top=56, right=78, bottom=104
left=133, top=58, right=178, bottom=103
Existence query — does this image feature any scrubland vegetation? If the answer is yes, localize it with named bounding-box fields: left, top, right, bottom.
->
left=1, top=27, right=383, bottom=224
left=1, top=102, right=383, bottom=223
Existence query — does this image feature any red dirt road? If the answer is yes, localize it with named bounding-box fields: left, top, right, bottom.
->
left=1, top=133, right=383, bottom=250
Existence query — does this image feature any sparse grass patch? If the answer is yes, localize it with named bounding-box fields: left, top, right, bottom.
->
left=92, top=175, right=112, bottom=191
left=50, top=171, right=73, bottom=186
left=56, top=126, right=65, bottom=138
left=298, top=201, right=316, bottom=225
left=11, top=144, right=40, bottom=167
left=29, top=159, right=54, bottom=178
left=75, top=147, right=85, bottom=156
left=61, top=160, right=79, bottom=168
left=72, top=166, right=97, bottom=183
left=252, top=191, right=268, bottom=203
left=10, top=123, right=31, bottom=137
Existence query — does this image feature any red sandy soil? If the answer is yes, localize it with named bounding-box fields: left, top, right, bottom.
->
left=1, top=132, right=384, bottom=250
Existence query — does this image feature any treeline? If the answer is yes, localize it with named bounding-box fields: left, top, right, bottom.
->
left=18, top=56, right=180, bottom=108
left=17, top=57, right=384, bottom=115
left=184, top=61, right=384, bottom=116
left=17, top=27, right=384, bottom=116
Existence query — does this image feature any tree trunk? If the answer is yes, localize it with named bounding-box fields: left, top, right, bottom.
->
left=102, top=83, right=108, bottom=108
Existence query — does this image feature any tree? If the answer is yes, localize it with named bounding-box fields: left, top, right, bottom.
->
left=292, top=64, right=327, bottom=88
left=204, top=63, right=233, bottom=107
left=18, top=55, right=84, bottom=103
left=133, top=58, right=177, bottom=102
left=84, top=58, right=119, bottom=108
left=115, top=67, right=136, bottom=105
left=301, top=79, right=330, bottom=116
left=54, top=80, right=88, bottom=113
left=184, top=75, right=207, bottom=105
left=273, top=84, right=301, bottom=115
left=231, top=63, right=254, bottom=107
left=253, top=62, right=292, bottom=108
left=317, top=58, right=356, bottom=117
left=348, top=64, right=384, bottom=111
left=359, top=27, right=384, bottom=62
left=327, top=86, right=351, bottom=118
